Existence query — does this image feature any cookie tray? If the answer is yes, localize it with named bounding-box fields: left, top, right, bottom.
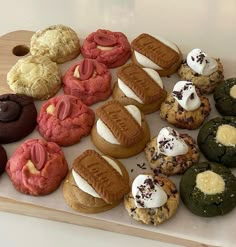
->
left=0, top=30, right=235, bottom=247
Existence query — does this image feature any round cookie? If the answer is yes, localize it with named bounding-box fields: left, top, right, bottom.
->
left=0, top=94, right=37, bottom=144
left=160, top=81, right=211, bottom=130
left=178, top=48, right=224, bottom=94
left=145, top=127, right=199, bottom=176
left=63, top=150, right=129, bottom=214
left=62, top=59, right=112, bottom=105
left=81, top=29, right=131, bottom=68
left=131, top=33, right=182, bottom=77
left=37, top=95, right=95, bottom=146
left=197, top=116, right=236, bottom=168
left=30, top=24, right=81, bottom=63
left=7, top=55, right=61, bottom=100
left=214, top=78, right=236, bottom=116
left=180, top=162, right=236, bottom=217
left=0, top=145, right=7, bottom=175
left=91, top=100, right=150, bottom=158
left=124, top=174, right=179, bottom=225
left=6, top=139, right=68, bottom=196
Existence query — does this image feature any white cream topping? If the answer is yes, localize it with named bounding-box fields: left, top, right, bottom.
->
left=117, top=68, right=163, bottom=104
left=172, top=81, right=201, bottom=111
left=156, top=127, right=188, bottom=156
left=96, top=105, right=142, bottom=144
left=230, top=85, right=236, bottom=99
left=134, top=35, right=179, bottom=70
left=132, top=174, right=167, bottom=208
left=186, top=48, right=218, bottom=76
left=216, top=124, right=236, bottom=147
left=97, top=45, right=114, bottom=51
left=196, top=171, right=225, bottom=195
left=72, top=155, right=123, bottom=198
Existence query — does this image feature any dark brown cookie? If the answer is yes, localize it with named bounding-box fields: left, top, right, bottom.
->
left=0, top=145, right=7, bottom=175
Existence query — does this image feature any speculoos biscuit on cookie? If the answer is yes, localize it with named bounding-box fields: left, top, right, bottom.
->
left=30, top=25, right=81, bottom=63
left=131, top=33, right=182, bottom=77
left=160, top=81, right=211, bottom=130
left=91, top=100, right=150, bottom=158
left=124, top=174, right=179, bottom=225
left=62, top=58, right=112, bottom=105
left=113, top=63, right=167, bottom=114
left=0, top=145, right=7, bottom=175
left=63, top=150, right=129, bottom=213
left=0, top=94, right=37, bottom=144
left=81, top=29, right=131, bottom=68
left=6, top=139, right=68, bottom=196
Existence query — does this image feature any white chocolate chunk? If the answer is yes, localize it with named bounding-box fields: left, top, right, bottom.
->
left=73, top=65, right=80, bottom=78
left=97, top=45, right=114, bottom=51
left=46, top=104, right=56, bottom=115
left=26, top=160, right=40, bottom=175
left=216, top=124, right=236, bottom=146
left=230, top=85, right=236, bottom=99
left=196, top=171, right=225, bottom=195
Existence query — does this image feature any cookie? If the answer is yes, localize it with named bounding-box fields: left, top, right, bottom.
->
left=0, top=94, right=37, bottom=144
left=112, top=63, right=167, bottom=114
left=30, top=25, right=80, bottom=63
left=180, top=162, right=236, bottom=217
left=197, top=116, right=236, bottom=168
left=145, top=127, right=199, bottom=176
left=214, top=78, right=236, bottom=116
left=6, top=139, right=68, bottom=196
left=63, top=150, right=129, bottom=213
left=160, top=81, right=211, bottom=130
left=131, top=33, right=182, bottom=77
left=62, top=59, right=112, bottom=105
left=91, top=100, right=150, bottom=158
left=178, top=48, right=224, bottom=94
left=7, top=55, right=61, bottom=100
left=81, top=29, right=131, bottom=68
left=37, top=95, right=95, bottom=146
left=0, top=145, right=7, bottom=175
left=124, top=174, right=179, bottom=225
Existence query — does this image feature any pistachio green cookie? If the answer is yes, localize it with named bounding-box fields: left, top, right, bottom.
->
left=180, top=162, right=236, bottom=217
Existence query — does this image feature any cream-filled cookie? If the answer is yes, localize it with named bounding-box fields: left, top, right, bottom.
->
left=91, top=100, right=150, bottom=158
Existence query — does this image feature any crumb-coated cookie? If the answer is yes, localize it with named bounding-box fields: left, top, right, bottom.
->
left=63, top=150, right=129, bottom=213
left=30, top=25, right=81, bottom=63
left=6, top=139, right=68, bottom=196
left=7, top=55, right=61, bottom=100
left=214, top=78, right=236, bottom=116
left=180, top=162, right=236, bottom=217
left=81, top=29, right=131, bottom=68
left=91, top=100, right=150, bottom=158
left=160, top=81, right=211, bottom=130
left=62, top=59, right=112, bottom=105
left=0, top=94, right=37, bottom=144
left=37, top=95, right=95, bottom=146
left=0, top=145, right=7, bottom=175
left=113, top=63, right=167, bottom=114
left=178, top=48, right=224, bottom=94
left=145, top=127, right=199, bottom=176
left=131, top=33, right=182, bottom=77
left=197, top=116, right=236, bottom=168
left=124, top=174, right=179, bottom=225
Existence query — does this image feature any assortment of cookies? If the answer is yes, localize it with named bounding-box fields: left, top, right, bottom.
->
left=0, top=24, right=236, bottom=231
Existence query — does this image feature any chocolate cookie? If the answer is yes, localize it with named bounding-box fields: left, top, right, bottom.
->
left=0, top=145, right=7, bottom=175
left=0, top=94, right=37, bottom=144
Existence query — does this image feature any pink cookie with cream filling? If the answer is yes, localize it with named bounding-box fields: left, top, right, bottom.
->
left=81, top=29, right=131, bottom=68
left=37, top=95, right=95, bottom=146
left=62, top=59, right=112, bottom=105
left=6, top=139, right=68, bottom=196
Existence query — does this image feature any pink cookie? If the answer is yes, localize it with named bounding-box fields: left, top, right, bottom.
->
left=81, top=29, right=131, bottom=68
left=37, top=95, right=95, bottom=146
left=62, top=59, right=112, bottom=105
left=6, top=139, right=68, bottom=196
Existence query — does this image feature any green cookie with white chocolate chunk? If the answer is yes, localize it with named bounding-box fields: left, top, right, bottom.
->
left=180, top=162, right=236, bottom=217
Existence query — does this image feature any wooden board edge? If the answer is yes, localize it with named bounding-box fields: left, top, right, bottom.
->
left=0, top=196, right=216, bottom=247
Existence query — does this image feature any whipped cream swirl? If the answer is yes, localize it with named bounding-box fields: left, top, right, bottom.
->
left=157, top=127, right=188, bottom=157
left=172, top=81, right=201, bottom=111
left=132, top=174, right=167, bottom=208
left=186, top=48, right=218, bottom=76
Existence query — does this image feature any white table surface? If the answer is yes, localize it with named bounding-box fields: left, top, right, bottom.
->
left=0, top=1, right=236, bottom=246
